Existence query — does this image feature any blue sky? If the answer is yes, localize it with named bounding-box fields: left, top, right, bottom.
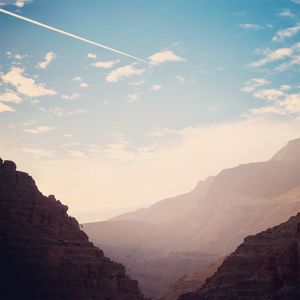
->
left=1, top=0, right=300, bottom=222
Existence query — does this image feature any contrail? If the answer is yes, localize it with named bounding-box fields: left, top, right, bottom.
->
left=0, top=8, right=145, bottom=62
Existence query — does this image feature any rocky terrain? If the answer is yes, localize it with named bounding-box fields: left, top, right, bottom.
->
left=179, top=213, right=300, bottom=300
left=0, top=158, right=146, bottom=300
left=156, top=258, right=224, bottom=300
left=83, top=138, right=300, bottom=298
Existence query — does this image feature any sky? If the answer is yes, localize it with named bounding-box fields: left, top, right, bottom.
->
left=1, top=0, right=300, bottom=222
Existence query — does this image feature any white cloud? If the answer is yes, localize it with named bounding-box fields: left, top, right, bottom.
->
left=1, top=67, right=56, bottom=97
left=176, top=75, right=185, bottom=82
left=91, top=59, right=119, bottom=69
left=148, top=50, right=186, bottom=65
left=291, top=0, right=300, bottom=4
left=37, top=51, right=56, bottom=69
left=0, top=0, right=31, bottom=7
left=150, top=84, right=162, bottom=91
left=106, top=64, right=145, bottom=83
left=277, top=9, right=294, bottom=18
left=23, top=125, right=54, bottom=134
left=0, top=91, right=22, bottom=103
left=49, top=107, right=88, bottom=117
left=61, top=93, right=80, bottom=100
left=0, top=102, right=14, bottom=112
left=254, top=89, right=285, bottom=101
left=240, top=23, right=263, bottom=30
left=87, top=53, right=97, bottom=59
left=127, top=92, right=140, bottom=103
left=272, top=24, right=300, bottom=42
left=249, top=47, right=293, bottom=68
left=130, top=80, right=144, bottom=87
left=241, top=78, right=270, bottom=93
left=72, top=76, right=82, bottom=82
left=79, top=82, right=89, bottom=88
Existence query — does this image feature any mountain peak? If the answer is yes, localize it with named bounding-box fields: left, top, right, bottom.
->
left=271, top=138, right=300, bottom=162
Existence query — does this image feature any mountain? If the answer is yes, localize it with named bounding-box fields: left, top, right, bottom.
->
left=83, top=138, right=300, bottom=298
left=0, top=158, right=146, bottom=300
left=156, top=258, right=224, bottom=300
left=179, top=212, right=300, bottom=300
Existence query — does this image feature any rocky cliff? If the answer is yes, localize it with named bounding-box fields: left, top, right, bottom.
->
left=179, top=213, right=300, bottom=300
left=0, top=158, right=146, bottom=300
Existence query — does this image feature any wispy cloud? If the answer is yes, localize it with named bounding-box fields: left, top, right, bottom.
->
left=37, top=51, right=56, bottom=69
left=0, top=0, right=32, bottom=7
left=20, top=147, right=56, bottom=158
left=0, top=102, right=14, bottom=112
left=72, top=76, right=89, bottom=88
left=127, top=92, right=140, bottom=103
left=23, top=125, right=54, bottom=134
left=61, top=93, right=80, bottom=100
left=48, top=107, right=88, bottom=117
left=106, top=64, right=145, bottom=83
left=1, top=67, right=56, bottom=97
left=240, top=23, right=263, bottom=30
left=91, top=59, right=120, bottom=69
left=277, top=9, right=294, bottom=18
left=249, top=47, right=293, bottom=68
left=148, top=50, right=186, bottom=65
left=0, top=90, right=22, bottom=103
left=272, top=24, right=300, bottom=42
left=87, top=53, right=97, bottom=59
left=150, top=84, right=162, bottom=91
left=253, top=89, right=285, bottom=101
left=241, top=78, right=270, bottom=93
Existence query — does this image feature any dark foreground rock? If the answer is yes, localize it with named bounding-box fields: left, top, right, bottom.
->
left=179, top=213, right=300, bottom=300
left=0, top=159, right=146, bottom=300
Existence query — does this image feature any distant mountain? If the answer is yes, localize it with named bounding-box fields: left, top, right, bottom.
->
left=179, top=212, right=300, bottom=299
left=0, top=158, right=146, bottom=300
left=156, top=257, right=224, bottom=300
left=83, top=138, right=300, bottom=298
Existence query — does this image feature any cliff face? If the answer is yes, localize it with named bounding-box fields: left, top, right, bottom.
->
left=0, top=158, right=146, bottom=300
left=179, top=213, right=300, bottom=300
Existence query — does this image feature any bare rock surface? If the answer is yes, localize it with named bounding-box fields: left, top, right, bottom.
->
left=179, top=213, right=300, bottom=300
left=0, top=158, right=146, bottom=300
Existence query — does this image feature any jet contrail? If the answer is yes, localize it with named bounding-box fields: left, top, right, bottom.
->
left=0, top=8, right=145, bottom=62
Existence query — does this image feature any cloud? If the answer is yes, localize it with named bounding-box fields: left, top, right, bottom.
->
left=150, top=84, right=162, bottom=91
left=0, top=91, right=22, bottom=103
left=176, top=75, right=185, bottom=82
left=72, top=76, right=82, bottom=82
left=49, top=107, right=88, bottom=117
left=240, top=23, right=263, bottom=30
left=61, top=93, right=80, bottom=100
left=91, top=59, right=119, bottom=69
left=291, top=0, right=300, bottom=4
left=37, top=51, right=56, bottom=69
left=79, top=82, right=89, bottom=88
left=241, top=78, right=270, bottom=93
left=127, top=92, right=140, bottom=103
left=0, top=102, right=14, bottom=112
left=272, top=24, right=300, bottom=42
left=23, top=125, right=54, bottom=134
left=87, top=53, right=97, bottom=59
left=254, top=89, right=285, bottom=101
left=0, top=0, right=31, bottom=7
left=106, top=64, right=145, bottom=83
left=249, top=47, right=293, bottom=68
left=1, top=67, right=56, bottom=97
left=148, top=50, right=186, bottom=65
left=277, top=9, right=294, bottom=18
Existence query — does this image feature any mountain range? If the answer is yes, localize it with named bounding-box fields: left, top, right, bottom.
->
left=83, top=138, right=300, bottom=298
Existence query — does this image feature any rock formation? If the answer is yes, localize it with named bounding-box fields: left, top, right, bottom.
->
left=179, top=213, right=300, bottom=300
left=0, top=158, right=146, bottom=300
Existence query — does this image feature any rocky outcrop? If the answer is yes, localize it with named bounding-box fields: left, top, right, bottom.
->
left=0, top=158, right=146, bottom=300
left=179, top=213, right=300, bottom=300
left=156, top=258, right=224, bottom=300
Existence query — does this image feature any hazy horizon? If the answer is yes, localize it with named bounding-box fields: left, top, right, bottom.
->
left=1, top=0, right=300, bottom=222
